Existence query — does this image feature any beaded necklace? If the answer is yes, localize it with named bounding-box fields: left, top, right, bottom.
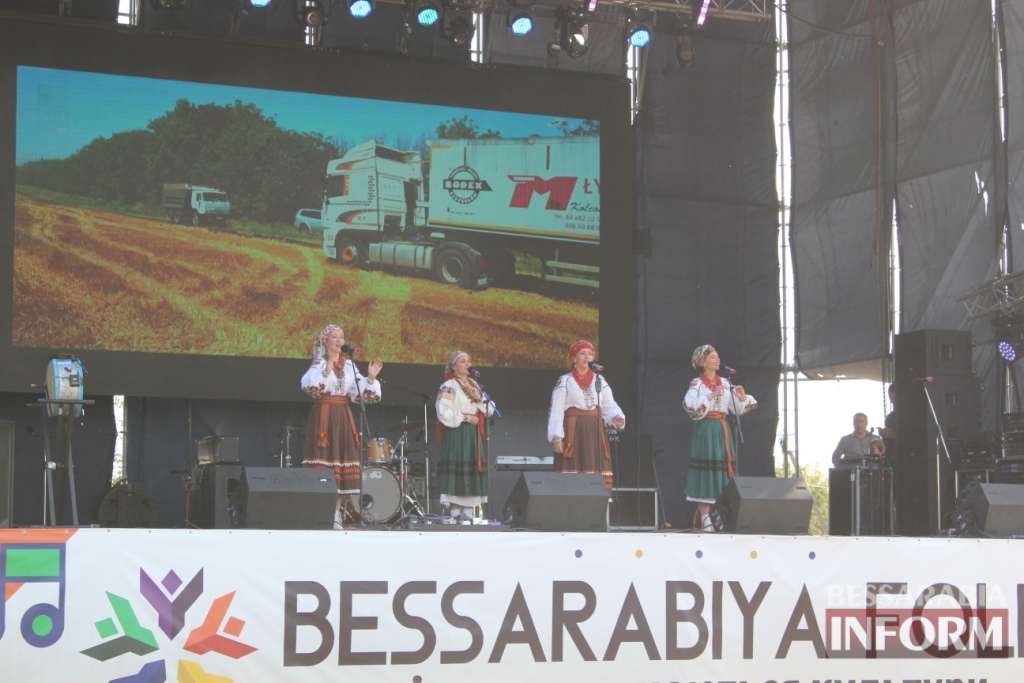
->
left=572, top=367, right=594, bottom=389
left=699, top=372, right=722, bottom=391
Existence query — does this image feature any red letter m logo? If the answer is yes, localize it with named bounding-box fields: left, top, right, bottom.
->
left=508, top=175, right=578, bottom=211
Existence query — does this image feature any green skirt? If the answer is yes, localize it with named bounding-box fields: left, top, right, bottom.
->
left=685, top=417, right=733, bottom=503
left=436, top=422, right=488, bottom=500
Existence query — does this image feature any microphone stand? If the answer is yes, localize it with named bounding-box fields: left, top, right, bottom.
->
left=346, top=350, right=372, bottom=525
left=725, top=373, right=745, bottom=476
left=475, top=373, right=500, bottom=521
left=920, top=381, right=953, bottom=535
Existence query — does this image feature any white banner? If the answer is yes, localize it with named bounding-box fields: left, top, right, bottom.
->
left=0, top=528, right=1019, bottom=682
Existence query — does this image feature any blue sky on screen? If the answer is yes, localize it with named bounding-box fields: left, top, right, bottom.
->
left=16, top=66, right=587, bottom=165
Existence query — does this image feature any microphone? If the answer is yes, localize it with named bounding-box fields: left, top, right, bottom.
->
left=722, top=365, right=737, bottom=374
left=468, top=366, right=481, bottom=378
left=341, top=344, right=359, bottom=355
left=589, top=361, right=604, bottom=373
left=912, top=376, right=933, bottom=384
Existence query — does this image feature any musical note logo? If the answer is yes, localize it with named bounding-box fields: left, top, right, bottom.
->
left=0, top=543, right=66, bottom=647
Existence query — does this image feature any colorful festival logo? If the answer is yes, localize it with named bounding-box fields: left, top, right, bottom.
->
left=81, top=566, right=258, bottom=683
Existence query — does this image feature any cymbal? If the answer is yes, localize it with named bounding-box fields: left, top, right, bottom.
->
left=387, top=421, right=425, bottom=433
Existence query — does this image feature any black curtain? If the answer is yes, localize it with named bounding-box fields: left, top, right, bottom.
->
left=0, top=392, right=115, bottom=526
left=789, top=1, right=891, bottom=379
left=635, top=16, right=779, bottom=528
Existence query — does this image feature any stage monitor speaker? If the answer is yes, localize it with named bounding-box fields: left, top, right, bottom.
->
left=503, top=472, right=608, bottom=532
left=97, top=480, right=160, bottom=528
left=0, top=421, right=13, bottom=528
left=960, top=483, right=1024, bottom=538
left=237, top=467, right=336, bottom=530
left=715, top=477, right=813, bottom=534
left=190, top=463, right=242, bottom=529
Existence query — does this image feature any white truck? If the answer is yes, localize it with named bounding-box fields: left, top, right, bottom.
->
left=320, top=136, right=600, bottom=290
left=162, top=183, right=231, bottom=226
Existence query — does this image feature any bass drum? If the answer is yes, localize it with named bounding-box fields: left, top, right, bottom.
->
left=359, top=465, right=402, bottom=524
left=45, top=357, right=85, bottom=418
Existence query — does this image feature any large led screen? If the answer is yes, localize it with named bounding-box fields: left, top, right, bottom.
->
left=0, top=15, right=634, bottom=407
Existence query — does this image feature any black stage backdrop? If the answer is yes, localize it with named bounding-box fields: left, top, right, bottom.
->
left=635, top=16, right=780, bottom=528
left=0, top=392, right=115, bottom=526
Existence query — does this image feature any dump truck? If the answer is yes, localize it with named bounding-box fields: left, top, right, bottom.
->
left=320, top=136, right=600, bottom=290
left=162, top=183, right=231, bottom=226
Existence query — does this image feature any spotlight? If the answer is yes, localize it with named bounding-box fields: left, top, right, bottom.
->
left=550, top=4, right=588, bottom=59
left=508, top=9, right=533, bottom=35
left=675, top=33, right=695, bottom=68
left=440, top=3, right=474, bottom=45
left=296, top=0, right=327, bottom=27
left=507, top=0, right=534, bottom=36
left=627, top=22, right=651, bottom=48
left=348, top=0, right=374, bottom=18
left=999, top=339, right=1024, bottom=363
left=150, top=0, right=189, bottom=8
left=414, top=0, right=440, bottom=26
left=248, top=0, right=274, bottom=7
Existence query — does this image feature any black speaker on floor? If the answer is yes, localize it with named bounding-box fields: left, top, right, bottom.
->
left=715, top=477, right=813, bottom=534
left=503, top=472, right=608, bottom=532
left=237, top=467, right=336, bottom=530
left=97, top=480, right=160, bottom=528
left=0, top=421, right=12, bottom=528
left=190, top=464, right=242, bottom=529
left=954, top=483, right=1024, bottom=538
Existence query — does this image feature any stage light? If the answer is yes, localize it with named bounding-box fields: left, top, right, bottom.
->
left=676, top=33, right=695, bottom=68
left=150, top=0, right=189, bottom=9
left=296, top=0, right=327, bottom=27
left=550, top=4, right=588, bottom=59
left=348, top=0, right=374, bottom=18
left=439, top=3, right=474, bottom=45
left=694, top=0, right=711, bottom=26
left=627, top=22, right=651, bottom=48
left=248, top=0, right=274, bottom=8
left=414, top=0, right=440, bottom=26
left=999, top=339, right=1024, bottom=363
left=507, top=0, right=534, bottom=36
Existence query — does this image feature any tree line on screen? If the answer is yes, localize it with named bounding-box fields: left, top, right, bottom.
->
left=16, top=100, right=598, bottom=223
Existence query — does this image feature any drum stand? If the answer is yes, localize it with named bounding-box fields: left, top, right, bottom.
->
left=392, top=432, right=426, bottom=518
left=29, top=398, right=94, bottom=527
left=277, top=423, right=301, bottom=468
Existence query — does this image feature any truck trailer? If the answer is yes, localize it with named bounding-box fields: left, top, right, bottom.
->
left=320, top=136, right=600, bottom=290
left=162, top=183, right=231, bottom=226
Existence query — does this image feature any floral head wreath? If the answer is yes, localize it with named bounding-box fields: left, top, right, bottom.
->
left=312, top=324, right=343, bottom=364
left=569, top=340, right=595, bottom=363
left=445, top=350, right=469, bottom=376
left=691, top=344, right=715, bottom=369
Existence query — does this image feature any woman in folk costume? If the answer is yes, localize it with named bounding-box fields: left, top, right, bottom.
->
left=547, top=340, right=626, bottom=492
left=300, top=324, right=383, bottom=528
left=435, top=350, right=493, bottom=518
left=683, top=344, right=756, bottom=532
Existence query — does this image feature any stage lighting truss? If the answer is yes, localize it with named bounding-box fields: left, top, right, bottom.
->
left=296, top=0, right=327, bottom=26
left=349, top=0, right=375, bottom=18
left=507, top=0, right=535, bottom=36
left=439, top=1, right=476, bottom=45
left=550, top=3, right=589, bottom=59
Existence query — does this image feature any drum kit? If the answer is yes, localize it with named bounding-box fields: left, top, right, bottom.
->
left=357, top=421, right=428, bottom=525
left=279, top=418, right=430, bottom=526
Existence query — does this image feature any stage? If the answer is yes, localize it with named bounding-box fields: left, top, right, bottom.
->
left=0, top=527, right=1020, bottom=682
